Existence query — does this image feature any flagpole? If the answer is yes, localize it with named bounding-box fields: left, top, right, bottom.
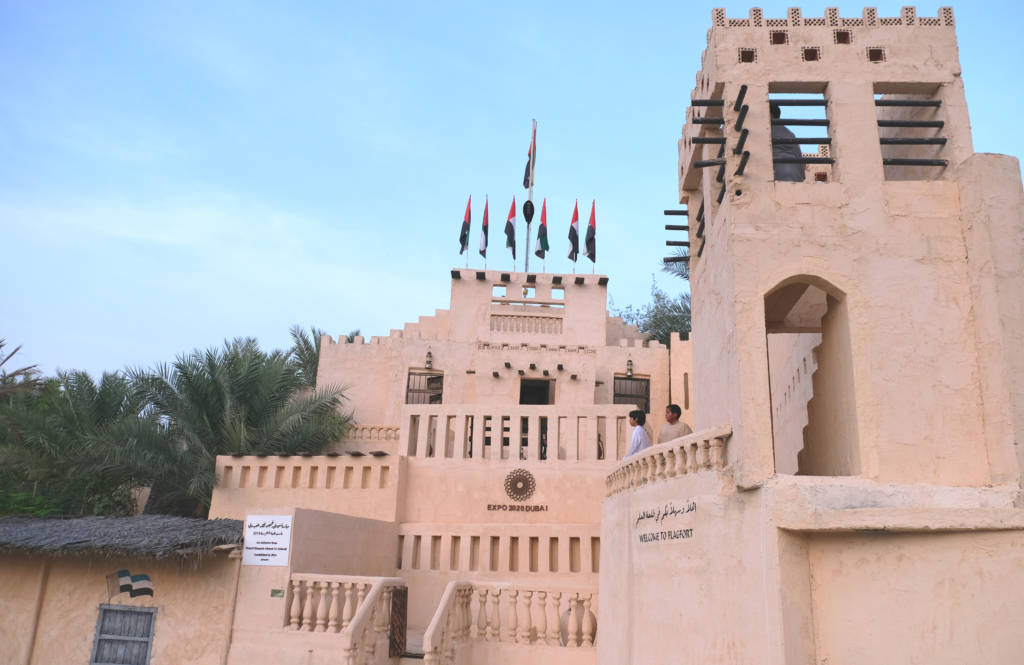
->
left=524, top=118, right=536, bottom=274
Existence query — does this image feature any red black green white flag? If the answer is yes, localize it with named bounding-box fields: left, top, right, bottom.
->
left=584, top=200, right=596, bottom=263
left=523, top=124, right=536, bottom=189
left=505, top=196, right=517, bottom=260
left=106, top=569, right=154, bottom=598
left=535, top=198, right=549, bottom=259
left=459, top=196, right=471, bottom=254
left=567, top=200, right=580, bottom=262
left=479, top=196, right=489, bottom=258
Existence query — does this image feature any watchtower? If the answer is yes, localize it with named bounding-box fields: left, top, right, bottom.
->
left=679, top=6, right=1024, bottom=490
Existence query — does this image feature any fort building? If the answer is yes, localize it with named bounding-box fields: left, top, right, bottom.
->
left=2, top=6, right=1023, bottom=665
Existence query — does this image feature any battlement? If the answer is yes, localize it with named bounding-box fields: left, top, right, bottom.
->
left=709, top=6, right=954, bottom=31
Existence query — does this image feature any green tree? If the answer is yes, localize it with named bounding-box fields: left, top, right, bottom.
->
left=0, top=370, right=149, bottom=516
left=128, top=337, right=352, bottom=516
left=0, top=339, right=41, bottom=400
left=612, top=282, right=691, bottom=346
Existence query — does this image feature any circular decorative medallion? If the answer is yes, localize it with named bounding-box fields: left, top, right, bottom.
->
left=504, top=469, right=536, bottom=502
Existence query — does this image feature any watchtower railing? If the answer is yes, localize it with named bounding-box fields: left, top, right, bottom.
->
left=400, top=404, right=635, bottom=464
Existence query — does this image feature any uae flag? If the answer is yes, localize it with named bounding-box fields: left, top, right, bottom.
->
left=459, top=196, right=471, bottom=254
left=523, top=123, right=537, bottom=189
left=107, top=570, right=154, bottom=598
left=583, top=200, right=596, bottom=262
left=479, top=196, right=489, bottom=258
left=534, top=198, right=549, bottom=259
left=505, top=196, right=517, bottom=260
left=567, top=200, right=580, bottom=262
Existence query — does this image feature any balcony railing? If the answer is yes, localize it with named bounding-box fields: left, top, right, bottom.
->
left=285, top=574, right=407, bottom=665
left=605, top=425, right=733, bottom=496
left=423, top=581, right=597, bottom=664
left=400, top=404, right=635, bottom=464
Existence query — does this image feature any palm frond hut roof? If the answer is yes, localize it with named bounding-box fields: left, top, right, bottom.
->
left=0, top=515, right=243, bottom=559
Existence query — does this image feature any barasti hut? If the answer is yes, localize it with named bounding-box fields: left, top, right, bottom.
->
left=3, top=6, right=1024, bottom=665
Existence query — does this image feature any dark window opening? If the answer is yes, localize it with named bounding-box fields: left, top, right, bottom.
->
left=770, top=30, right=788, bottom=45
left=769, top=87, right=832, bottom=183
left=867, top=47, right=885, bottom=63
left=406, top=370, right=443, bottom=404
left=834, top=30, right=852, bottom=44
left=520, top=378, right=553, bottom=405
left=613, top=376, right=650, bottom=413
left=802, top=47, right=820, bottom=61
left=739, top=48, right=756, bottom=63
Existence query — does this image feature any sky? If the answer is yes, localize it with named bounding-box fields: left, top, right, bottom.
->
left=2, top=1, right=1022, bottom=377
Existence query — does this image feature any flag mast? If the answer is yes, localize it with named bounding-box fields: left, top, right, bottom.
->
left=524, top=119, right=537, bottom=273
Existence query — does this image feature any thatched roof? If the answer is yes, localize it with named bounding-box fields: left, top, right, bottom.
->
left=0, top=515, right=243, bottom=559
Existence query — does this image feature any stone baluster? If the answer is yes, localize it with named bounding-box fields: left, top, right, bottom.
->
left=301, top=581, right=316, bottom=631
left=688, top=443, right=699, bottom=473
left=356, top=582, right=368, bottom=616
left=364, top=608, right=378, bottom=662
left=701, top=438, right=712, bottom=469
left=464, top=589, right=474, bottom=636
left=373, top=587, right=390, bottom=642
left=518, top=591, right=532, bottom=644
left=444, top=608, right=457, bottom=663
left=341, top=582, right=355, bottom=629
left=327, top=582, right=341, bottom=632
left=476, top=589, right=488, bottom=639
left=535, top=591, right=547, bottom=645
left=711, top=436, right=725, bottom=468
left=666, top=448, right=678, bottom=477
left=657, top=451, right=668, bottom=480
left=454, top=589, right=466, bottom=639
left=488, top=589, right=501, bottom=641
left=547, top=592, right=562, bottom=646
left=581, top=594, right=595, bottom=647
left=566, top=594, right=580, bottom=647
left=506, top=590, right=518, bottom=643
left=315, top=581, right=329, bottom=632
left=641, top=457, right=650, bottom=484
left=288, top=579, right=303, bottom=630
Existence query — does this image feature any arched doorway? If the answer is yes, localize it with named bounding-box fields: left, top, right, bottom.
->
left=765, top=276, right=859, bottom=476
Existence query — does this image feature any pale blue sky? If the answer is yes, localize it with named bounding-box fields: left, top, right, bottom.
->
left=3, top=1, right=1022, bottom=377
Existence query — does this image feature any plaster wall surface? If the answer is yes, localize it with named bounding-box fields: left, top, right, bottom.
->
left=807, top=531, right=1024, bottom=664
left=317, top=271, right=681, bottom=437
left=681, top=9, right=1018, bottom=488
left=0, top=552, right=237, bottom=665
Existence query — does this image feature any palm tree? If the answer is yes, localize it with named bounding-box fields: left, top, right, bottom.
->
left=0, top=370, right=151, bottom=516
left=129, top=337, right=351, bottom=516
left=0, top=339, right=41, bottom=400
left=289, top=325, right=326, bottom=388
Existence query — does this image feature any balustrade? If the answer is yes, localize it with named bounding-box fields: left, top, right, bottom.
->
left=285, top=573, right=405, bottom=665
left=423, top=582, right=597, bottom=664
left=401, top=404, right=635, bottom=464
left=605, top=425, right=733, bottom=496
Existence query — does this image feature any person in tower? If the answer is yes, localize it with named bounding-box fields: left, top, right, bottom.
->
left=771, top=103, right=806, bottom=182
left=625, top=410, right=652, bottom=457
left=658, top=404, right=693, bottom=443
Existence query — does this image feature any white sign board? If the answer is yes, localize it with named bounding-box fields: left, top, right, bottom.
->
left=242, top=515, right=293, bottom=566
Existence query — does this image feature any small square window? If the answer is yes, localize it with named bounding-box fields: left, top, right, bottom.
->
left=802, top=47, right=821, bottom=62
left=814, top=172, right=828, bottom=183
left=738, top=48, right=757, bottom=63
left=90, top=605, right=156, bottom=665
left=867, top=47, right=885, bottom=63
left=406, top=371, right=443, bottom=404
left=770, top=30, right=788, bottom=45
left=834, top=30, right=852, bottom=44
